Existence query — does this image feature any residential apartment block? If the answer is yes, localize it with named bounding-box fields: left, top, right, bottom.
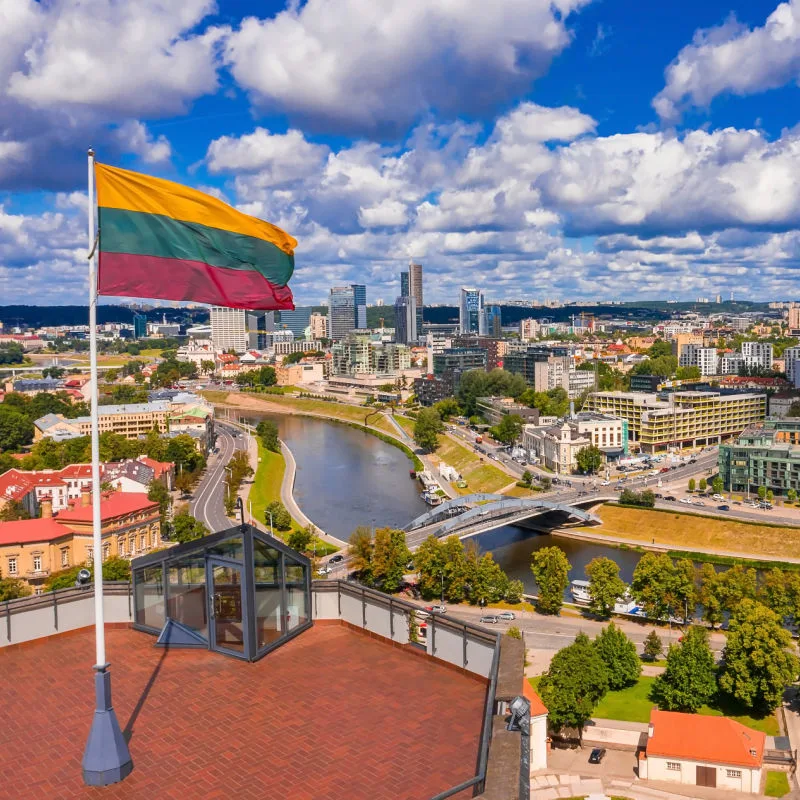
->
left=584, top=391, right=766, bottom=452
left=741, top=341, right=773, bottom=371
left=678, top=344, right=718, bottom=377
left=34, top=401, right=172, bottom=441
left=211, top=305, right=247, bottom=352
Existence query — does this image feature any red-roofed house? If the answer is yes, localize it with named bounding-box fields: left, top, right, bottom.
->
left=0, top=491, right=161, bottom=592
left=639, top=709, right=765, bottom=793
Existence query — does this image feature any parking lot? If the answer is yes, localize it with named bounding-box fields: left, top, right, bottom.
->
left=545, top=744, right=638, bottom=780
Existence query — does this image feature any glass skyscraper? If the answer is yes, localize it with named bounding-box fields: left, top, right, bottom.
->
left=352, top=284, right=367, bottom=329
left=459, top=288, right=484, bottom=334
left=277, top=306, right=313, bottom=339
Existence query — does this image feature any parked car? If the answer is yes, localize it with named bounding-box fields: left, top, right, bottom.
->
left=329, top=554, right=345, bottom=565
left=717, top=504, right=730, bottom=511
left=497, top=611, right=516, bottom=621
left=426, top=605, right=447, bottom=614
left=712, top=494, right=725, bottom=502
left=679, top=497, right=692, bottom=504
left=588, top=748, right=606, bottom=764
left=600, top=480, right=611, bottom=486
left=759, top=501, right=773, bottom=510
left=480, top=615, right=500, bottom=624
left=316, top=566, right=331, bottom=576
left=659, top=467, right=670, bottom=473
left=653, top=492, right=663, bottom=499
left=664, top=495, right=677, bottom=501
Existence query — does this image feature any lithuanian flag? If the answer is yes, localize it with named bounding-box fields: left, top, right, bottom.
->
left=95, top=163, right=296, bottom=310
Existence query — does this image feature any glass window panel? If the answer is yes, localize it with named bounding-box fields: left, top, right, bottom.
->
left=167, top=555, right=208, bottom=639
left=211, top=563, right=244, bottom=653
left=254, top=540, right=282, bottom=649
left=134, top=566, right=164, bottom=630
left=284, top=556, right=308, bottom=631
left=206, top=535, right=244, bottom=561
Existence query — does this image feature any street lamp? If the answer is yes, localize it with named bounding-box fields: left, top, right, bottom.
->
left=439, top=571, right=445, bottom=603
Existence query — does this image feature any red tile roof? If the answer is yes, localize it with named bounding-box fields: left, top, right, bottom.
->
left=55, top=492, right=158, bottom=523
left=0, top=469, right=34, bottom=502
left=136, top=456, right=173, bottom=477
left=0, top=516, right=73, bottom=545
left=647, top=709, right=765, bottom=768
left=523, top=680, right=548, bottom=717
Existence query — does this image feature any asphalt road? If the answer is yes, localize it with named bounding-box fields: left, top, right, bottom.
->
left=190, top=423, right=247, bottom=533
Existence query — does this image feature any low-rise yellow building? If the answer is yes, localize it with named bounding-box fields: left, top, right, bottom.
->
left=0, top=491, right=161, bottom=592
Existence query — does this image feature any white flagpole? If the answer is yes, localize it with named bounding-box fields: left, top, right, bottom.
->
left=82, top=148, right=133, bottom=786
left=87, top=147, right=105, bottom=668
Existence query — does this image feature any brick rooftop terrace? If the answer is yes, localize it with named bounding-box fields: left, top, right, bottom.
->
left=0, top=624, right=485, bottom=800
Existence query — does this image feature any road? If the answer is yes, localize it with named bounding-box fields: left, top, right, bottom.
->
left=190, top=423, right=248, bottom=533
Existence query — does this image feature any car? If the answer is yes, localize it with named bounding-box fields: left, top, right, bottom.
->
left=693, top=500, right=705, bottom=506
left=759, top=501, right=773, bottom=510
left=588, top=748, right=606, bottom=764
left=717, top=504, right=730, bottom=511
left=425, top=604, right=447, bottom=614
left=660, top=467, right=670, bottom=473
left=329, top=554, right=345, bottom=565
left=480, top=615, right=499, bottom=624
left=679, top=497, right=692, bottom=504
left=654, top=492, right=663, bottom=499
left=600, top=480, right=611, bottom=486
left=664, top=495, right=677, bottom=501
left=316, top=566, right=331, bottom=576
left=497, top=611, right=516, bottom=621
left=733, top=500, right=742, bottom=505
left=689, top=458, right=697, bottom=464
left=712, top=494, right=725, bottom=502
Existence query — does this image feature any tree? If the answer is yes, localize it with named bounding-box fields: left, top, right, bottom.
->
left=520, top=469, right=533, bottom=487
left=585, top=557, right=626, bottom=618
left=698, top=563, right=724, bottom=628
left=594, top=623, right=641, bottom=689
left=265, top=500, right=291, bottom=531
left=719, top=600, right=800, bottom=712
left=414, top=535, right=446, bottom=599
left=648, top=340, right=673, bottom=358
left=538, top=632, right=609, bottom=731
left=348, top=526, right=374, bottom=585
left=175, top=471, right=194, bottom=496
left=758, top=485, right=767, bottom=500
left=287, top=526, right=314, bottom=554
left=371, top=527, right=411, bottom=592
left=671, top=558, right=697, bottom=622
left=490, top=413, right=524, bottom=445
left=788, top=488, right=798, bottom=504
left=237, top=365, right=277, bottom=387
left=147, top=479, right=172, bottom=533
left=432, top=398, right=460, bottom=421
left=531, top=546, right=570, bottom=615
left=676, top=365, right=701, bottom=380
left=643, top=630, right=663, bottom=662
left=0, top=500, right=31, bottom=521
left=505, top=579, right=524, bottom=604
left=413, top=408, right=444, bottom=452
left=631, top=553, right=675, bottom=620
left=540, top=476, right=552, bottom=492
left=171, top=512, right=209, bottom=543
left=0, top=577, right=32, bottom=601
left=767, top=489, right=774, bottom=503
left=758, top=568, right=791, bottom=619
left=712, top=476, right=724, bottom=495
left=688, top=478, right=696, bottom=492
left=618, top=488, right=655, bottom=508
left=472, top=552, right=509, bottom=606
left=575, top=445, right=603, bottom=475
left=698, top=478, right=707, bottom=492
left=408, top=609, right=420, bottom=643
left=200, top=359, right=216, bottom=375
left=717, top=564, right=757, bottom=615
left=256, top=419, right=281, bottom=453
left=0, top=406, right=35, bottom=450
left=652, top=626, right=717, bottom=712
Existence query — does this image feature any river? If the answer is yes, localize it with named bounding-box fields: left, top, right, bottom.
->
left=241, top=411, right=644, bottom=595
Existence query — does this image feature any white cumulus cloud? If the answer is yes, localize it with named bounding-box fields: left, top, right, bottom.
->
left=653, top=0, right=800, bottom=123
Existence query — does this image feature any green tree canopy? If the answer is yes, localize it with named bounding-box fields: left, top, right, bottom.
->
left=539, top=632, right=609, bottom=731
left=490, top=413, right=524, bottom=445
left=719, top=599, right=800, bottom=712
left=652, top=625, right=717, bottom=712
left=256, top=419, right=281, bottom=453
left=698, top=563, right=724, bottom=628
left=0, top=577, right=32, bottom=601
left=585, top=557, right=627, bottom=618
left=348, top=526, right=374, bottom=585
left=0, top=406, right=35, bottom=451
left=413, top=407, right=444, bottom=451
left=371, top=527, right=411, bottom=592
left=717, top=564, right=757, bottom=615
left=531, top=546, right=570, bottom=615
left=593, top=622, right=641, bottom=689
left=456, top=368, right=527, bottom=415
left=648, top=340, right=673, bottom=358
left=265, top=500, right=292, bottom=531
left=287, top=526, right=314, bottom=554
left=643, top=630, right=663, bottom=662
left=575, top=445, right=603, bottom=475
left=171, top=511, right=209, bottom=543
left=631, top=553, right=675, bottom=620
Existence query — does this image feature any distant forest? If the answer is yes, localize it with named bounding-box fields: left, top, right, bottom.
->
left=0, top=299, right=767, bottom=331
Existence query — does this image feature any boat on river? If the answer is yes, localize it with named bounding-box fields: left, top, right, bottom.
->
left=570, top=579, right=640, bottom=614
left=422, top=490, right=443, bottom=506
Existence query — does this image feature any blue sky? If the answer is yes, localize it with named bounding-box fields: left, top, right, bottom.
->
left=1, top=0, right=799, bottom=307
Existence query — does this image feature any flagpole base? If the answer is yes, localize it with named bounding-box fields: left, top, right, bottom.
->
left=82, top=664, right=133, bottom=786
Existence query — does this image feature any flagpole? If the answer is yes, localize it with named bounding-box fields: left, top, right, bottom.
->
left=82, top=148, right=133, bottom=786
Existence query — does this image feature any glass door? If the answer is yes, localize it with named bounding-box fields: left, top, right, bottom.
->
left=208, top=558, right=246, bottom=657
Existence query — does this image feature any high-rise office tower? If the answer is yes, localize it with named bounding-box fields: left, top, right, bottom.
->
left=132, top=312, right=147, bottom=340
left=309, top=313, right=329, bottom=340
left=459, top=288, right=484, bottom=334
left=329, top=287, right=356, bottom=342
left=400, top=272, right=410, bottom=298
left=246, top=311, right=275, bottom=350
left=278, top=306, right=313, bottom=339
left=394, top=295, right=417, bottom=345
left=211, top=306, right=248, bottom=352
left=352, top=284, right=367, bottom=329
left=409, top=261, right=423, bottom=338
left=481, top=305, right=502, bottom=337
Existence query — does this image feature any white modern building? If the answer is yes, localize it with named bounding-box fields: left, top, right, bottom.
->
left=678, top=344, right=718, bottom=377
left=519, top=318, right=541, bottom=342
left=783, top=346, right=800, bottom=387
left=742, top=341, right=774, bottom=371
left=719, top=354, right=745, bottom=375
left=210, top=306, right=247, bottom=353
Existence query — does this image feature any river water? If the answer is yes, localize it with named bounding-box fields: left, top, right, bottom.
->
left=242, top=411, right=644, bottom=595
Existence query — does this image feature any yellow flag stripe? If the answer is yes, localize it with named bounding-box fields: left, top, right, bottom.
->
left=95, top=163, right=297, bottom=254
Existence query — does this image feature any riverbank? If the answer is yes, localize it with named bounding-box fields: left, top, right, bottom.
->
left=565, top=503, right=800, bottom=565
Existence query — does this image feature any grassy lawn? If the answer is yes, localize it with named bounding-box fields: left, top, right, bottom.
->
left=433, top=436, right=509, bottom=494
left=587, top=676, right=780, bottom=735
left=393, top=415, right=416, bottom=436
left=765, top=771, right=791, bottom=797
left=575, top=503, right=800, bottom=560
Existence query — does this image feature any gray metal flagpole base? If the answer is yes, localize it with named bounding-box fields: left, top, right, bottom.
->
left=82, top=664, right=133, bottom=786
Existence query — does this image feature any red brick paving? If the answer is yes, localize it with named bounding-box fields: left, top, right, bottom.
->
left=0, top=625, right=485, bottom=800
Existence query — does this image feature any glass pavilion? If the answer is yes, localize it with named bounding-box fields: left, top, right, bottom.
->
left=132, top=524, right=312, bottom=660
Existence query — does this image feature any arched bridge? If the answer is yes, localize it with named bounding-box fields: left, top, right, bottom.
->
left=404, top=493, right=601, bottom=550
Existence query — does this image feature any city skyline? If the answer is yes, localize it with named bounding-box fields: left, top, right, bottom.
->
left=2, top=1, right=800, bottom=307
